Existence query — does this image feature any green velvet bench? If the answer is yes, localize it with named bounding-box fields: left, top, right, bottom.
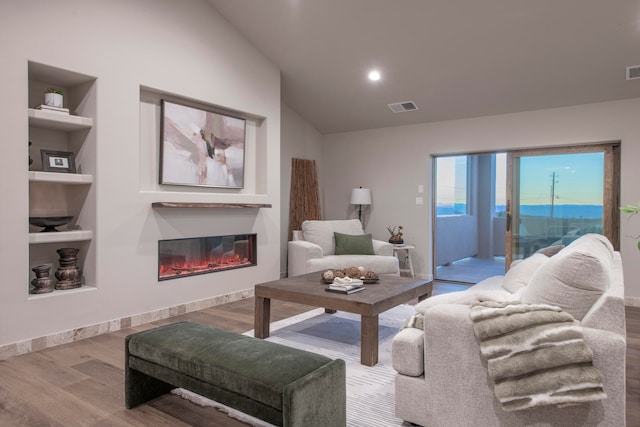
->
left=125, top=321, right=346, bottom=427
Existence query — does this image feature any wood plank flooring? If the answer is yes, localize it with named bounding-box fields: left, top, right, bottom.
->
left=0, top=289, right=638, bottom=426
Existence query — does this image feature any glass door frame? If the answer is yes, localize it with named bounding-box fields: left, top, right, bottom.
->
left=505, top=142, right=621, bottom=269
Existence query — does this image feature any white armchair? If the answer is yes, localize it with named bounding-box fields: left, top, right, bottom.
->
left=287, top=219, right=400, bottom=277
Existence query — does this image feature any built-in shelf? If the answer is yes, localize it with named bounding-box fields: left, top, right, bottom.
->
left=27, top=62, right=98, bottom=298
left=151, top=202, right=272, bottom=209
left=29, top=171, right=93, bottom=184
left=28, top=284, right=97, bottom=300
left=29, top=230, right=93, bottom=244
left=28, top=108, right=93, bottom=131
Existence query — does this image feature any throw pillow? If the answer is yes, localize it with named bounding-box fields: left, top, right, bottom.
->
left=502, top=253, right=548, bottom=293
left=535, top=244, right=564, bottom=257
left=302, top=219, right=364, bottom=255
left=521, top=234, right=613, bottom=320
left=334, top=232, right=375, bottom=255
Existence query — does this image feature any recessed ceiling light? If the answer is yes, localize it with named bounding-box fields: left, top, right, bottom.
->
left=368, top=70, right=381, bottom=81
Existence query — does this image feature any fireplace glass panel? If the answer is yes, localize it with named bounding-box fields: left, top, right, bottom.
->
left=158, top=234, right=256, bottom=281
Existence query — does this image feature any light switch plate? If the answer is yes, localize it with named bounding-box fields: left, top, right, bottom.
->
left=418, top=184, right=424, bottom=193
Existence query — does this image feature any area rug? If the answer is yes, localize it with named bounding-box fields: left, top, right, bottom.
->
left=172, top=304, right=416, bottom=427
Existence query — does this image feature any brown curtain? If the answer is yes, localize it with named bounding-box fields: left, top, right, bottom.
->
left=289, top=158, right=321, bottom=239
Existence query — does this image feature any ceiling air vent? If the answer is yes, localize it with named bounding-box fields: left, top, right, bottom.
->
left=388, top=101, right=419, bottom=113
left=626, top=65, right=640, bottom=80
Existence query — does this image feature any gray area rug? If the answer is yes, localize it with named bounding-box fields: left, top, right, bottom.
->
left=172, top=304, right=416, bottom=426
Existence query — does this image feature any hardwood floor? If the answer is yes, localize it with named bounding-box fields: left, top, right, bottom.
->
left=0, top=292, right=638, bottom=426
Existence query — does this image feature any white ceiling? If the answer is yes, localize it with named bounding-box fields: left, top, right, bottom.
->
left=207, top=0, right=640, bottom=134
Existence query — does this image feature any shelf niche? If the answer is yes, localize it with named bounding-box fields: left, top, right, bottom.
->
left=27, top=61, right=97, bottom=296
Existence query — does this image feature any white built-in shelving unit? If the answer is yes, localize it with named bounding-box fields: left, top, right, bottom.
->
left=27, top=61, right=97, bottom=297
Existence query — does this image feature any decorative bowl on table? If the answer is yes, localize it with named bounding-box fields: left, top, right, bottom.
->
left=29, top=216, right=73, bottom=232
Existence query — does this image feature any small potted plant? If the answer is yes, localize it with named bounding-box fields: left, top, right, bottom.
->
left=44, top=88, right=64, bottom=108
left=387, top=225, right=404, bottom=244
left=620, top=202, right=640, bottom=251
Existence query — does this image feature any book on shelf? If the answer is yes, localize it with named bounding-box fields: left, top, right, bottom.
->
left=325, top=284, right=365, bottom=294
left=35, top=104, right=70, bottom=114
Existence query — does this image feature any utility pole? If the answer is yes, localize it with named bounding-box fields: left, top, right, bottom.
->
left=550, top=172, right=559, bottom=217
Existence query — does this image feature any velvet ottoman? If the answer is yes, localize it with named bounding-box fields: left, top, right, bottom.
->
left=125, top=321, right=346, bottom=427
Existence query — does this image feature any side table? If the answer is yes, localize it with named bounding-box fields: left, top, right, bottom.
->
left=392, top=244, right=415, bottom=278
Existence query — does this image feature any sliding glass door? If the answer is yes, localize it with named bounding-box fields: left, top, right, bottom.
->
left=505, top=143, right=620, bottom=267
left=433, top=153, right=506, bottom=283
left=433, top=142, right=620, bottom=283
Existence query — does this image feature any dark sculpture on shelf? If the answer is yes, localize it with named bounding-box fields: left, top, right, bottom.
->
left=29, top=141, right=33, bottom=167
left=55, top=247, right=82, bottom=289
left=30, top=264, right=54, bottom=294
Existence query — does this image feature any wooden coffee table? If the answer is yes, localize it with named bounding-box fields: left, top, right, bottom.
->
left=254, top=272, right=432, bottom=366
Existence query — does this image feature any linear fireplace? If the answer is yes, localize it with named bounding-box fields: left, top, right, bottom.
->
left=158, top=234, right=256, bottom=281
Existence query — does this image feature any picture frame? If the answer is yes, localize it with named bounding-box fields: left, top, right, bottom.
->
left=159, top=99, right=246, bottom=189
left=41, top=150, right=76, bottom=173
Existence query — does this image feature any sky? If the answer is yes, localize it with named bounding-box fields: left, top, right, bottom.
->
left=517, top=152, right=604, bottom=206
left=438, top=152, right=604, bottom=207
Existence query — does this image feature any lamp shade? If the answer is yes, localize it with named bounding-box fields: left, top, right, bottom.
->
left=350, top=187, right=372, bottom=205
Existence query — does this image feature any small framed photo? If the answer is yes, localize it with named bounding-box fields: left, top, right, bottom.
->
left=41, top=150, right=76, bottom=173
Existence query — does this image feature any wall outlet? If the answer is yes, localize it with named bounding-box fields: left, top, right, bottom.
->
left=416, top=197, right=424, bottom=205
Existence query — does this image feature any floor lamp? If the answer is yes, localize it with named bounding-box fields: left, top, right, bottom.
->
left=350, top=187, right=372, bottom=224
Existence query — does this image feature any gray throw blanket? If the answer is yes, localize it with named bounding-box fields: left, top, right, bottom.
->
left=470, top=301, right=606, bottom=412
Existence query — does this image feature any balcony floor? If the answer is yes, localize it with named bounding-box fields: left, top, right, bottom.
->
left=436, top=256, right=505, bottom=284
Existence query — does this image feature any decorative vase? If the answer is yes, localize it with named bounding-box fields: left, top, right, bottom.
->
left=30, top=264, right=54, bottom=294
left=44, top=92, right=63, bottom=108
left=55, top=247, right=82, bottom=290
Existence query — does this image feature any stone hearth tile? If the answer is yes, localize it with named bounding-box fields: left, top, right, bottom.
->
left=31, top=336, right=48, bottom=352
left=120, top=317, right=132, bottom=328
left=15, top=340, right=32, bottom=356
left=0, top=344, right=17, bottom=360
left=0, top=289, right=251, bottom=360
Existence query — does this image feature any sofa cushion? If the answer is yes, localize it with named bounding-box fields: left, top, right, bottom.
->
left=302, top=219, right=364, bottom=255
left=502, top=253, right=548, bottom=293
left=535, top=244, right=564, bottom=257
left=307, top=254, right=399, bottom=275
left=334, top=232, right=374, bottom=255
left=414, top=276, right=515, bottom=315
left=521, top=234, right=614, bottom=321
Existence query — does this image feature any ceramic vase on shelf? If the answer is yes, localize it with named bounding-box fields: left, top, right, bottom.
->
left=44, top=91, right=63, bottom=108
left=55, top=247, right=82, bottom=290
left=30, top=264, right=54, bottom=294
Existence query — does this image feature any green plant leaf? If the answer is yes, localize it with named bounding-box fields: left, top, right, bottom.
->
left=620, top=205, right=640, bottom=213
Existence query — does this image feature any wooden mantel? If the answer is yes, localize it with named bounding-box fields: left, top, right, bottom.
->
left=151, top=202, right=272, bottom=209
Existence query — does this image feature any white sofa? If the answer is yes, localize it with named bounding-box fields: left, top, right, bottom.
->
left=392, top=234, right=626, bottom=426
left=287, top=219, right=400, bottom=277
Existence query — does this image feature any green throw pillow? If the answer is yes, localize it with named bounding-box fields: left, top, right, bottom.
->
left=334, top=232, right=375, bottom=255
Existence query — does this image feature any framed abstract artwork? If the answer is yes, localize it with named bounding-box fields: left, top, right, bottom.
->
left=159, top=99, right=246, bottom=188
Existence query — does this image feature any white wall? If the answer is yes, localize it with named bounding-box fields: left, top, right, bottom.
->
left=322, top=99, right=640, bottom=299
left=280, top=103, right=324, bottom=275
left=0, top=0, right=281, bottom=346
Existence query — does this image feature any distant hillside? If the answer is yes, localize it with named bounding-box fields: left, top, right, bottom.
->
left=437, top=204, right=603, bottom=219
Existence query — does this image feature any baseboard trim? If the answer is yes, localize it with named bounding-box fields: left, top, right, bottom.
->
left=0, top=288, right=255, bottom=361
left=625, top=296, right=640, bottom=307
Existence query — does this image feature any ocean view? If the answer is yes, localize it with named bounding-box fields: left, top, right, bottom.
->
left=437, top=204, right=603, bottom=219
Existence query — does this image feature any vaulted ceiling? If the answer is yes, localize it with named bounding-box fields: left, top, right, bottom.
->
left=208, top=0, right=640, bottom=134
